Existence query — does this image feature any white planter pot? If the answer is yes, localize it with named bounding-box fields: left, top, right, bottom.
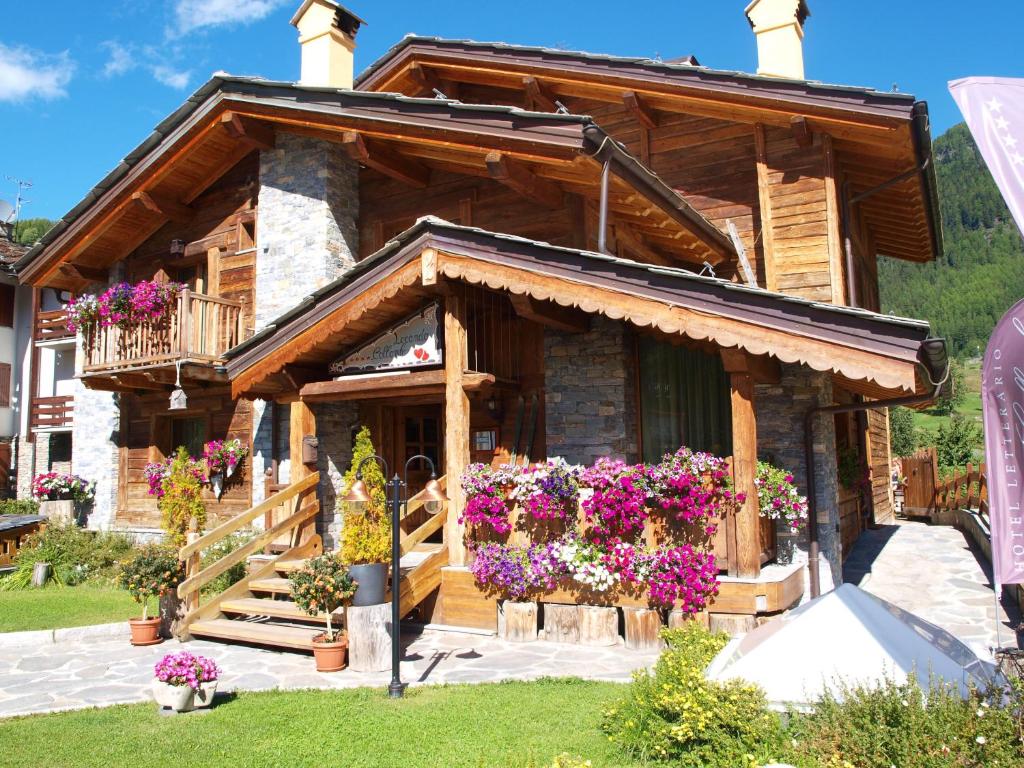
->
left=210, top=474, right=224, bottom=500
left=194, top=680, right=218, bottom=708
left=152, top=680, right=197, bottom=712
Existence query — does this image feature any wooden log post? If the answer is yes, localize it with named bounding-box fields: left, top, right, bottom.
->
left=623, top=607, right=664, bottom=650
left=347, top=602, right=391, bottom=672
left=498, top=600, right=538, bottom=642
left=578, top=605, right=619, bottom=646
left=722, top=350, right=761, bottom=579
left=444, top=292, right=471, bottom=567
left=543, top=603, right=581, bottom=644
left=668, top=609, right=710, bottom=630
left=290, top=399, right=317, bottom=544
left=184, top=522, right=201, bottom=615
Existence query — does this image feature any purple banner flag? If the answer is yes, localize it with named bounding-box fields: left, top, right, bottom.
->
left=982, top=298, right=1024, bottom=585
left=949, top=77, right=1024, bottom=237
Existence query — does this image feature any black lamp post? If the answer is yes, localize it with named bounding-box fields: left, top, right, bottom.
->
left=343, top=454, right=446, bottom=698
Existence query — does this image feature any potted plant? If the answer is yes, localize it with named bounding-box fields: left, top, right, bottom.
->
left=158, top=448, right=207, bottom=547
left=288, top=554, right=357, bottom=672
left=152, top=651, right=221, bottom=713
left=30, top=472, right=96, bottom=526
left=203, top=438, right=249, bottom=499
left=118, top=543, right=184, bottom=646
left=340, top=427, right=391, bottom=606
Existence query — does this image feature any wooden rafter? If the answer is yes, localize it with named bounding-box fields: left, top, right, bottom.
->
left=622, top=90, right=658, bottom=129
left=59, top=263, right=109, bottom=285
left=408, top=62, right=439, bottom=94
left=342, top=131, right=431, bottom=188
left=485, top=151, right=564, bottom=209
left=508, top=294, right=589, bottom=333
left=790, top=115, right=813, bottom=148
left=524, top=76, right=558, bottom=112
left=220, top=112, right=275, bottom=151
left=131, top=190, right=195, bottom=224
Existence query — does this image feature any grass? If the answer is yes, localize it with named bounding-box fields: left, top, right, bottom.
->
left=0, top=680, right=634, bottom=768
left=0, top=583, right=140, bottom=632
left=911, top=359, right=984, bottom=445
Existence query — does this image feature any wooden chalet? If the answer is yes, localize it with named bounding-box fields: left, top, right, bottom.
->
left=15, top=0, right=948, bottom=646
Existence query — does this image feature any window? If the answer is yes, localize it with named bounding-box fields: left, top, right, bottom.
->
left=637, top=337, right=732, bottom=462
left=0, top=362, right=10, bottom=408
left=49, top=433, right=72, bottom=464
left=172, top=417, right=207, bottom=458
left=0, top=284, right=13, bottom=328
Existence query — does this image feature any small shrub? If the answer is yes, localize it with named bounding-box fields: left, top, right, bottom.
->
left=782, top=676, right=1024, bottom=767
left=339, top=426, right=390, bottom=565
left=0, top=525, right=134, bottom=589
left=0, top=499, right=40, bottom=516
left=159, top=447, right=207, bottom=547
left=118, top=543, right=184, bottom=620
left=602, top=622, right=783, bottom=766
left=289, top=553, right=356, bottom=642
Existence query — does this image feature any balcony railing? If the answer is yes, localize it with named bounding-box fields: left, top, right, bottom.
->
left=82, top=290, right=242, bottom=374
left=35, top=310, right=75, bottom=343
left=31, top=395, right=74, bottom=431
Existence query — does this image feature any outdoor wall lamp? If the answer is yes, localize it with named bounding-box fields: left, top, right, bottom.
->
left=169, top=239, right=186, bottom=258
left=343, top=454, right=447, bottom=698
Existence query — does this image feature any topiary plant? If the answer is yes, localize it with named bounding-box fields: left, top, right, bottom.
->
left=289, top=553, right=356, bottom=643
left=339, top=426, right=391, bottom=565
left=118, top=543, right=184, bottom=621
left=159, top=447, right=207, bottom=547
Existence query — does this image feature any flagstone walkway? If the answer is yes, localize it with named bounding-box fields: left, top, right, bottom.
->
left=843, top=520, right=1023, bottom=656
left=0, top=626, right=657, bottom=719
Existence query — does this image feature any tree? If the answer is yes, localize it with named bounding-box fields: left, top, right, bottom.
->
left=339, top=426, right=391, bottom=565
left=932, top=358, right=966, bottom=416
left=935, top=414, right=983, bottom=468
left=889, top=407, right=917, bottom=457
left=12, top=217, right=55, bottom=245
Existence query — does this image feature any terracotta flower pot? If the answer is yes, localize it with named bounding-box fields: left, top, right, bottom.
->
left=312, top=632, right=348, bottom=672
left=129, top=617, right=163, bottom=646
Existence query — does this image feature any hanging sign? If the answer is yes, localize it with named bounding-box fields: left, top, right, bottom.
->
left=330, top=303, right=442, bottom=376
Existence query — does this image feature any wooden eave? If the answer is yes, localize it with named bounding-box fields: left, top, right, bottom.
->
left=225, top=218, right=944, bottom=401
left=355, top=42, right=941, bottom=263
left=19, top=77, right=732, bottom=289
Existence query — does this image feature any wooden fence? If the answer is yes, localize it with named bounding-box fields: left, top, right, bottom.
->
left=900, top=447, right=988, bottom=523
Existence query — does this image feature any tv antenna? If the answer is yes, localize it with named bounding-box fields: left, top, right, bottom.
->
left=5, top=176, right=32, bottom=241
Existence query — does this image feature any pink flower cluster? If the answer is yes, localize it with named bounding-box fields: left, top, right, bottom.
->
left=65, top=280, right=181, bottom=334
left=203, top=438, right=248, bottom=477
left=154, top=651, right=220, bottom=690
left=31, top=472, right=95, bottom=503
left=459, top=463, right=515, bottom=534
left=755, top=461, right=809, bottom=532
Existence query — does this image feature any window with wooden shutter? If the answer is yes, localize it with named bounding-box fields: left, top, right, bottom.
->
left=0, top=284, right=14, bottom=328
left=0, top=362, right=11, bottom=408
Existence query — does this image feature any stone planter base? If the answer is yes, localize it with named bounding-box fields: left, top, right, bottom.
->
left=39, top=500, right=77, bottom=526
left=153, top=680, right=218, bottom=712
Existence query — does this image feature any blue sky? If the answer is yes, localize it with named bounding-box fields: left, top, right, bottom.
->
left=2, top=0, right=1022, bottom=221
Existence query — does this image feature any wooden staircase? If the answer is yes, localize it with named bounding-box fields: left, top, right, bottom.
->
left=176, top=474, right=449, bottom=652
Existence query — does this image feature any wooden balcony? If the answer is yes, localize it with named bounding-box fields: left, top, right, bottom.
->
left=35, top=309, right=75, bottom=343
left=82, top=290, right=242, bottom=380
left=31, top=395, right=74, bottom=431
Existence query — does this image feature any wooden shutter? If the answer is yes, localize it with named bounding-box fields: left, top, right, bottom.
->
left=0, top=362, right=11, bottom=408
left=0, top=284, right=14, bottom=328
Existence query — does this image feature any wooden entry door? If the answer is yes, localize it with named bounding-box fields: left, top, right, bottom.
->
left=394, top=405, right=443, bottom=496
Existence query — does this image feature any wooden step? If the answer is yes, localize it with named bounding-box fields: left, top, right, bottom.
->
left=249, top=576, right=293, bottom=595
left=274, top=558, right=307, bottom=574
left=189, top=618, right=322, bottom=651
left=221, top=597, right=341, bottom=623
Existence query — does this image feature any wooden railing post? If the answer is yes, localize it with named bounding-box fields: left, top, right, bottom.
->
left=722, top=350, right=760, bottom=579
left=185, top=520, right=201, bottom=614
left=179, top=288, right=191, bottom=358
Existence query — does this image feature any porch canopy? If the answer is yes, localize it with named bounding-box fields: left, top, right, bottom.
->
left=223, top=217, right=947, bottom=574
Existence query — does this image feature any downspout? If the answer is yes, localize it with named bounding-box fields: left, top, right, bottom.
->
left=803, top=353, right=949, bottom=598
left=598, top=158, right=611, bottom=254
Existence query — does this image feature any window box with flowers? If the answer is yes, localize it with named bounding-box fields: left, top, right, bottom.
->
left=203, top=438, right=249, bottom=499
left=66, top=280, right=183, bottom=352
left=31, top=472, right=96, bottom=526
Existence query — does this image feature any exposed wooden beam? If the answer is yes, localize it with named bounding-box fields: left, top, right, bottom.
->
left=342, top=131, right=431, bottom=188
left=524, top=76, right=558, bottom=112
left=790, top=115, right=813, bottom=148
left=408, top=62, right=438, bottom=94
left=720, top=348, right=781, bottom=385
left=612, top=223, right=677, bottom=267
left=59, top=263, right=109, bottom=285
left=220, top=112, right=275, bottom=151
left=131, top=190, right=195, bottom=224
left=622, top=90, right=658, bottom=129
left=485, top=151, right=564, bottom=209
left=444, top=293, right=470, bottom=567
left=509, top=294, right=590, bottom=334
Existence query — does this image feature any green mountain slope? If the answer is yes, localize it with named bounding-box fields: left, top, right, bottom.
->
left=878, top=122, right=1024, bottom=357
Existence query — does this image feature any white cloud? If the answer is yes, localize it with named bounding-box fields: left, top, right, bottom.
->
left=0, top=43, right=75, bottom=102
left=101, top=41, right=136, bottom=78
left=172, top=0, right=287, bottom=35
left=151, top=65, right=191, bottom=90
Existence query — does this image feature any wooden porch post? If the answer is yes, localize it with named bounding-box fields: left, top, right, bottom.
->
left=722, top=350, right=761, bottom=579
left=444, top=292, right=470, bottom=567
left=289, top=399, right=317, bottom=542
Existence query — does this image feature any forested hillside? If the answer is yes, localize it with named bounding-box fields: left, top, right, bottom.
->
left=878, top=123, right=1024, bottom=357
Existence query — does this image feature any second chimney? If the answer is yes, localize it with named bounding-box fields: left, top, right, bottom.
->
left=291, top=0, right=364, bottom=89
left=744, top=0, right=809, bottom=81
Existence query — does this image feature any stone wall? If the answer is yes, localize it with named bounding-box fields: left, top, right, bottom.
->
left=755, top=364, right=841, bottom=587
left=72, top=382, right=120, bottom=530
left=544, top=317, right=639, bottom=465
left=255, top=132, right=359, bottom=330
left=311, top=402, right=358, bottom=550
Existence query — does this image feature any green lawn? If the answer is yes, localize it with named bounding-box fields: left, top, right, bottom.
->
left=0, top=584, right=140, bottom=632
left=911, top=359, right=984, bottom=448
left=0, top=680, right=633, bottom=768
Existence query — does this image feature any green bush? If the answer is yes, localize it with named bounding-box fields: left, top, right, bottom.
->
left=0, top=499, right=40, bottom=516
left=199, top=530, right=259, bottom=596
left=118, top=543, right=184, bottom=621
left=339, top=426, right=391, bottom=565
left=0, top=525, right=135, bottom=589
left=159, top=448, right=207, bottom=547
left=781, top=676, right=1024, bottom=767
left=602, top=622, right=783, bottom=766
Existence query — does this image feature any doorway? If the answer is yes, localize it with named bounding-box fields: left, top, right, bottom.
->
left=394, top=404, right=443, bottom=496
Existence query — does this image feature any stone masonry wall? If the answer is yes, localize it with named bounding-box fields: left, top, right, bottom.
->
left=756, top=364, right=841, bottom=588
left=545, top=317, right=639, bottom=465
left=72, top=383, right=120, bottom=530
left=312, top=402, right=358, bottom=551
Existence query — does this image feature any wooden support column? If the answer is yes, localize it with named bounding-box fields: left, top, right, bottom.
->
left=289, top=399, right=317, bottom=542
left=753, top=124, right=778, bottom=293
left=444, top=292, right=470, bottom=567
left=722, top=350, right=761, bottom=578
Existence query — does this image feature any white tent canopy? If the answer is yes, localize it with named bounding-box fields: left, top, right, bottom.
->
left=705, top=584, right=998, bottom=709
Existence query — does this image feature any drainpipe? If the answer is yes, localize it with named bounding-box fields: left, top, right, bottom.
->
left=803, top=355, right=949, bottom=598
left=597, top=159, right=611, bottom=254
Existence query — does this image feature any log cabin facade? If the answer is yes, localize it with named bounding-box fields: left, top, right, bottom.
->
left=15, top=0, right=947, bottom=636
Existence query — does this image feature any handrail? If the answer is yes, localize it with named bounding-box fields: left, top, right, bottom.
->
left=178, top=472, right=319, bottom=560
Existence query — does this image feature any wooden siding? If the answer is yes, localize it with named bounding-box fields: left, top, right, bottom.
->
left=866, top=408, right=894, bottom=523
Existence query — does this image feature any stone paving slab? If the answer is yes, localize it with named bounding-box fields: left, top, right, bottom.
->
left=843, top=520, right=1023, bottom=656
left=0, top=627, right=656, bottom=719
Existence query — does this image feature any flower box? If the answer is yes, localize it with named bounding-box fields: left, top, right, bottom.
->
left=38, top=499, right=78, bottom=526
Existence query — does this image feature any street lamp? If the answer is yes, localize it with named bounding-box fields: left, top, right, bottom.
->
left=343, top=453, right=446, bottom=698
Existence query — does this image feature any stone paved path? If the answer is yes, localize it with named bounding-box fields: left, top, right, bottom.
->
left=0, top=627, right=656, bottom=719
left=843, top=520, right=1023, bottom=656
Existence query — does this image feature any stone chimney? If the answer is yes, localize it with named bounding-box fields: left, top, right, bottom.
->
left=290, top=0, right=364, bottom=89
left=744, top=0, right=809, bottom=80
